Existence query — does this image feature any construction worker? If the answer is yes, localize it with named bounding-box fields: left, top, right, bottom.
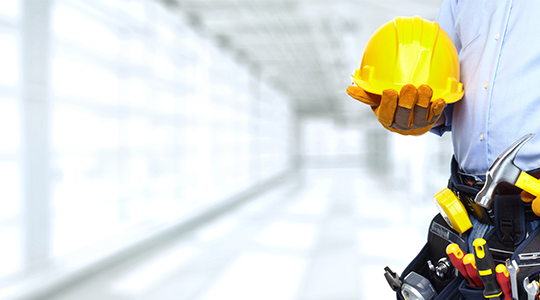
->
left=347, top=1, right=540, bottom=299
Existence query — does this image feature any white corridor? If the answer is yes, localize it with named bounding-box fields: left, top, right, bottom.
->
left=43, top=167, right=439, bottom=300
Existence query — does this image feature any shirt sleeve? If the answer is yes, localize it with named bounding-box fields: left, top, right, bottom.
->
left=436, top=0, right=460, bottom=52
left=430, top=0, right=459, bottom=136
left=429, top=103, right=454, bottom=136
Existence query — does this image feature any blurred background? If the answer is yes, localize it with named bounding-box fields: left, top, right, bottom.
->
left=0, top=0, right=453, bottom=299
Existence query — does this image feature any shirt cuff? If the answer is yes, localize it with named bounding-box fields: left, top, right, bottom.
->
left=429, top=103, right=454, bottom=136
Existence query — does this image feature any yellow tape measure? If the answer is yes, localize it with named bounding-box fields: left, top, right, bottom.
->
left=434, top=188, right=472, bottom=234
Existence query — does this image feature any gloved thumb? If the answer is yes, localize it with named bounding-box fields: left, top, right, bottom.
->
left=346, top=85, right=381, bottom=107
left=522, top=190, right=540, bottom=216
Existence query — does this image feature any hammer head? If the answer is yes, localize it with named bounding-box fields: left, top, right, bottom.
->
left=474, top=133, right=535, bottom=209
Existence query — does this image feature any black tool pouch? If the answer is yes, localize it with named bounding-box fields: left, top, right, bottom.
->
left=509, top=222, right=540, bottom=300
left=396, top=214, right=468, bottom=300
left=395, top=156, right=537, bottom=300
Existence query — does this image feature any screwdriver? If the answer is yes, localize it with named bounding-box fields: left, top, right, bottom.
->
left=495, top=264, right=511, bottom=300
left=446, top=243, right=477, bottom=286
left=473, top=238, right=502, bottom=299
left=463, top=253, right=484, bottom=287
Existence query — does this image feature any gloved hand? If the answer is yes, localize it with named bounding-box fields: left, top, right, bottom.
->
left=346, top=83, right=446, bottom=135
left=521, top=191, right=540, bottom=216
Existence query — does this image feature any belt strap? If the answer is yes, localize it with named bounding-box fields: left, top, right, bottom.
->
left=449, top=157, right=493, bottom=225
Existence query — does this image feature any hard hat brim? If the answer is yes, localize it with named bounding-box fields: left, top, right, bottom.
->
left=351, top=74, right=464, bottom=104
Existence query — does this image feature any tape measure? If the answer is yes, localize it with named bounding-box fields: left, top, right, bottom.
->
left=401, top=272, right=437, bottom=300
left=434, top=188, right=472, bottom=234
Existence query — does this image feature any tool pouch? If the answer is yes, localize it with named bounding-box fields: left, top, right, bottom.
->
left=457, top=279, right=484, bottom=300
left=394, top=156, right=540, bottom=299
left=509, top=221, right=540, bottom=299
left=396, top=214, right=467, bottom=300
left=395, top=213, right=497, bottom=300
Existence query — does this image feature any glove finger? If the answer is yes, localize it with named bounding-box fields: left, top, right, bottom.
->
left=376, top=89, right=398, bottom=127
left=533, top=199, right=540, bottom=217
left=427, top=98, right=446, bottom=123
left=397, top=84, right=418, bottom=127
left=416, top=84, right=433, bottom=108
left=398, top=84, right=418, bottom=109
left=522, top=190, right=536, bottom=203
left=346, top=86, right=381, bottom=107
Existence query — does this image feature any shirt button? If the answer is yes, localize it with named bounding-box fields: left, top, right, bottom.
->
left=495, top=33, right=501, bottom=40
left=484, top=82, right=489, bottom=89
left=480, top=134, right=484, bottom=141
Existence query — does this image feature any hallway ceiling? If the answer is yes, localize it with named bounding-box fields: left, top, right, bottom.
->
left=163, top=0, right=442, bottom=116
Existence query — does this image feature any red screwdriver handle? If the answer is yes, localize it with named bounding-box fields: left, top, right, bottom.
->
left=463, top=253, right=484, bottom=287
left=496, top=264, right=511, bottom=300
left=446, top=243, right=476, bottom=287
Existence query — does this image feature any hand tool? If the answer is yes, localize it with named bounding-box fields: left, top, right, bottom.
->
left=506, top=259, right=520, bottom=300
left=434, top=188, right=473, bottom=233
left=475, top=133, right=540, bottom=209
left=473, top=238, right=502, bottom=298
left=463, top=253, right=484, bottom=287
left=401, top=271, right=437, bottom=300
left=446, top=243, right=476, bottom=286
left=384, top=266, right=402, bottom=292
left=523, top=277, right=539, bottom=300
left=428, top=257, right=452, bottom=280
left=496, top=264, right=511, bottom=300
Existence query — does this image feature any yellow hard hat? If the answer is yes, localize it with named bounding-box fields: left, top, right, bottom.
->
left=352, top=16, right=464, bottom=103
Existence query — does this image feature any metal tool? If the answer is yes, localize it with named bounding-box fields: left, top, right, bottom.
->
left=401, top=271, right=437, bottom=300
left=384, top=266, right=402, bottom=292
left=523, top=277, right=539, bottom=300
left=434, top=188, right=473, bottom=233
left=475, top=133, right=540, bottom=209
left=463, top=253, right=484, bottom=287
left=428, top=257, right=452, bottom=279
left=473, top=238, right=502, bottom=299
left=506, top=259, right=520, bottom=300
left=496, top=264, right=511, bottom=300
left=446, top=243, right=476, bottom=286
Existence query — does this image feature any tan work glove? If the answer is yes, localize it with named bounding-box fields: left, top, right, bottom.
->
left=521, top=191, right=540, bottom=216
left=346, top=84, right=446, bottom=135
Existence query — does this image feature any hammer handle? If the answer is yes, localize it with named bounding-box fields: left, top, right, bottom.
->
left=516, top=171, right=540, bottom=196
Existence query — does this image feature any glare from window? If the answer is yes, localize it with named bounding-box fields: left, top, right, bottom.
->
left=51, top=57, right=119, bottom=103
left=0, top=160, right=21, bottom=277
left=0, top=99, right=20, bottom=152
left=0, top=33, right=19, bottom=86
left=52, top=105, right=120, bottom=152
left=53, top=5, right=119, bottom=56
left=0, top=0, right=20, bottom=20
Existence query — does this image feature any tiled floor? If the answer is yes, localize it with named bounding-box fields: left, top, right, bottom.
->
left=44, top=167, right=440, bottom=300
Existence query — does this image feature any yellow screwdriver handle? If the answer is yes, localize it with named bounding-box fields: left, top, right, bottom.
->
left=516, top=171, right=540, bottom=196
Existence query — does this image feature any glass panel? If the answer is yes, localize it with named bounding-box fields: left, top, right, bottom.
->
left=0, top=0, right=20, bottom=20
left=0, top=33, right=19, bottom=86
left=0, top=161, right=22, bottom=278
left=51, top=57, right=119, bottom=103
left=0, top=97, right=22, bottom=278
left=52, top=4, right=119, bottom=56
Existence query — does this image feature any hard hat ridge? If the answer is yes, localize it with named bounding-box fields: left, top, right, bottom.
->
left=352, top=16, right=464, bottom=103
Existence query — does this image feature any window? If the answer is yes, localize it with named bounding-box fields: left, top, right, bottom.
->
left=0, top=0, right=293, bottom=293
left=0, top=0, right=22, bottom=280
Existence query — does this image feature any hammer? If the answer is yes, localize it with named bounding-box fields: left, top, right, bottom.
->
left=475, top=133, right=540, bottom=209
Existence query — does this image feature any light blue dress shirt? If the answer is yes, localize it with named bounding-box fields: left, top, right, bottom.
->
left=432, top=0, right=540, bottom=175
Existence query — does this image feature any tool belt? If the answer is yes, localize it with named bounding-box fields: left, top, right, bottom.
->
left=393, top=156, right=540, bottom=300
